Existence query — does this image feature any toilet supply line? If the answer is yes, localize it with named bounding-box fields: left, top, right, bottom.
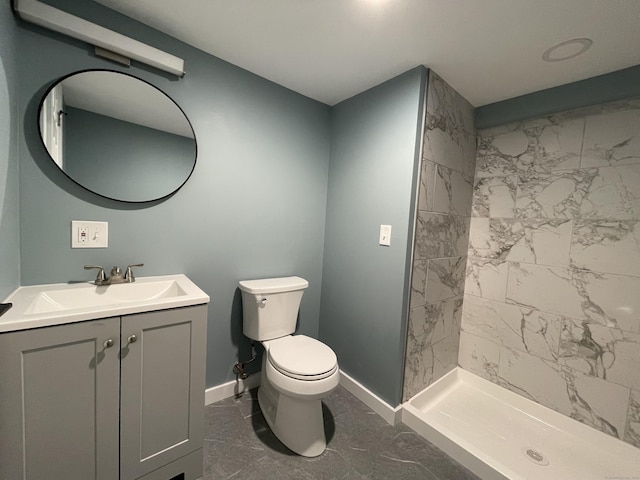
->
left=233, top=341, right=257, bottom=379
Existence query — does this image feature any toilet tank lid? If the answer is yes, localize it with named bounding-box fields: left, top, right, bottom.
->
left=238, top=276, right=309, bottom=294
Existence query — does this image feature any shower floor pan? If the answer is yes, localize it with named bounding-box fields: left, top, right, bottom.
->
left=402, top=367, right=640, bottom=480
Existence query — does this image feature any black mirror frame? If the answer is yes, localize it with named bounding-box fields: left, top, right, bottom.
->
left=37, top=69, right=198, bottom=204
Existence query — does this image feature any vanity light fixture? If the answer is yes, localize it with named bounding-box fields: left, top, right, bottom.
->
left=542, top=38, right=593, bottom=62
left=13, top=0, right=186, bottom=77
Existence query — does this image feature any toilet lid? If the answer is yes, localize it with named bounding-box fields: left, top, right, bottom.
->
left=267, top=335, right=337, bottom=380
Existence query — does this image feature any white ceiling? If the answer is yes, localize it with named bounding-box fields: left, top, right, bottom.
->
left=94, top=0, right=640, bottom=107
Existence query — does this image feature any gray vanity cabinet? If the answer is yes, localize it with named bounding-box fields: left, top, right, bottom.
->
left=0, top=304, right=207, bottom=480
left=0, top=316, right=121, bottom=479
left=120, top=306, right=207, bottom=480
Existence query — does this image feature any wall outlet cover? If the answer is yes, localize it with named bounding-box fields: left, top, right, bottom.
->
left=71, top=220, right=108, bottom=248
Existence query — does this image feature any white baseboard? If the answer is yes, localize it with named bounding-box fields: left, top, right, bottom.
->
left=204, top=370, right=402, bottom=427
left=339, top=370, right=402, bottom=425
left=204, top=373, right=261, bottom=405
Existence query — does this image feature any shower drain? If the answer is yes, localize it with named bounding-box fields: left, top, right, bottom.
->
left=521, top=447, right=549, bottom=466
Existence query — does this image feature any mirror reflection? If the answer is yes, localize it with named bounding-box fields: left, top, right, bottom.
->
left=39, top=70, right=196, bottom=202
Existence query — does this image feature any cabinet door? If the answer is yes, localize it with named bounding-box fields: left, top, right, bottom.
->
left=120, top=305, right=207, bottom=479
left=0, top=318, right=120, bottom=480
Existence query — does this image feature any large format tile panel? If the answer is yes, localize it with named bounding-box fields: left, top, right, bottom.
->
left=515, top=165, right=640, bottom=220
left=570, top=219, right=640, bottom=276
left=463, top=96, right=640, bottom=449
left=505, top=262, right=640, bottom=334
left=423, top=72, right=476, bottom=177
left=498, top=348, right=630, bottom=440
left=432, top=164, right=474, bottom=216
left=582, top=108, right=640, bottom=168
left=403, top=70, right=476, bottom=402
left=464, top=257, right=508, bottom=302
left=475, top=118, right=583, bottom=178
left=468, top=217, right=572, bottom=266
left=462, top=294, right=561, bottom=362
left=425, top=257, right=466, bottom=304
left=414, top=212, right=470, bottom=260
left=559, top=319, right=640, bottom=390
left=472, top=175, right=518, bottom=218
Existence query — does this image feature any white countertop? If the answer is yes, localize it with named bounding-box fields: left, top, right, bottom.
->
left=0, top=274, right=210, bottom=333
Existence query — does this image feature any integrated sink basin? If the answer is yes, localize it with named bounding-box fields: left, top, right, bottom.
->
left=0, top=274, right=209, bottom=333
left=26, top=280, right=187, bottom=314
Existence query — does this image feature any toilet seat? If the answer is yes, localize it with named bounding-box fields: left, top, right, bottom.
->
left=267, top=335, right=337, bottom=381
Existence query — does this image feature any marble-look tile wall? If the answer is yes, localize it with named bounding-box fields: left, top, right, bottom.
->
left=460, top=97, right=640, bottom=449
left=402, top=71, right=476, bottom=401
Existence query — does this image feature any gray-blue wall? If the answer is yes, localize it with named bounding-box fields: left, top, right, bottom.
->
left=475, top=65, right=640, bottom=129
left=64, top=107, right=196, bottom=202
left=319, top=67, right=427, bottom=405
left=16, top=0, right=331, bottom=388
left=0, top=2, right=20, bottom=300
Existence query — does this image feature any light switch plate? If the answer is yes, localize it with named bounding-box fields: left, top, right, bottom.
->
left=379, top=224, right=391, bottom=246
left=71, top=221, right=108, bottom=248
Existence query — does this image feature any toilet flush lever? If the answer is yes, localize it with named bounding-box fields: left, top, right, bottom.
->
left=258, top=297, right=267, bottom=306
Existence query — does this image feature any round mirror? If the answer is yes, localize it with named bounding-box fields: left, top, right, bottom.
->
left=38, top=70, right=197, bottom=203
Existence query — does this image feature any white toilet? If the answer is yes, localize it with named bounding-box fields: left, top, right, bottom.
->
left=238, top=276, right=339, bottom=457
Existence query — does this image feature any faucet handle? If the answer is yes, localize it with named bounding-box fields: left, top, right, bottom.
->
left=124, top=263, right=144, bottom=282
left=84, top=265, right=106, bottom=284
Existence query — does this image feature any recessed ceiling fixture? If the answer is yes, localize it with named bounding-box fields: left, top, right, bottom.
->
left=542, top=38, right=593, bottom=62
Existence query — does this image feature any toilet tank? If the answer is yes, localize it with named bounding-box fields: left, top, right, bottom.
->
left=238, top=276, right=309, bottom=341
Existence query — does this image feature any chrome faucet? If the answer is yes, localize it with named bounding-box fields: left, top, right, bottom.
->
left=108, top=266, right=125, bottom=284
left=84, top=264, right=144, bottom=285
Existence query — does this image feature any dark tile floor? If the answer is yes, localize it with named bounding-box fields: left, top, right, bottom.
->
left=203, top=385, right=481, bottom=480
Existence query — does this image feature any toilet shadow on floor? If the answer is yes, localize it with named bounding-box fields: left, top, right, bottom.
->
left=246, top=388, right=336, bottom=456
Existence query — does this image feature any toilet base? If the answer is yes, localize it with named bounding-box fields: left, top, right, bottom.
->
left=258, top=373, right=327, bottom=457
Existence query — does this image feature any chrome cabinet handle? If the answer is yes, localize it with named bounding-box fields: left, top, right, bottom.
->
left=128, top=334, right=137, bottom=344
left=103, top=339, right=114, bottom=348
